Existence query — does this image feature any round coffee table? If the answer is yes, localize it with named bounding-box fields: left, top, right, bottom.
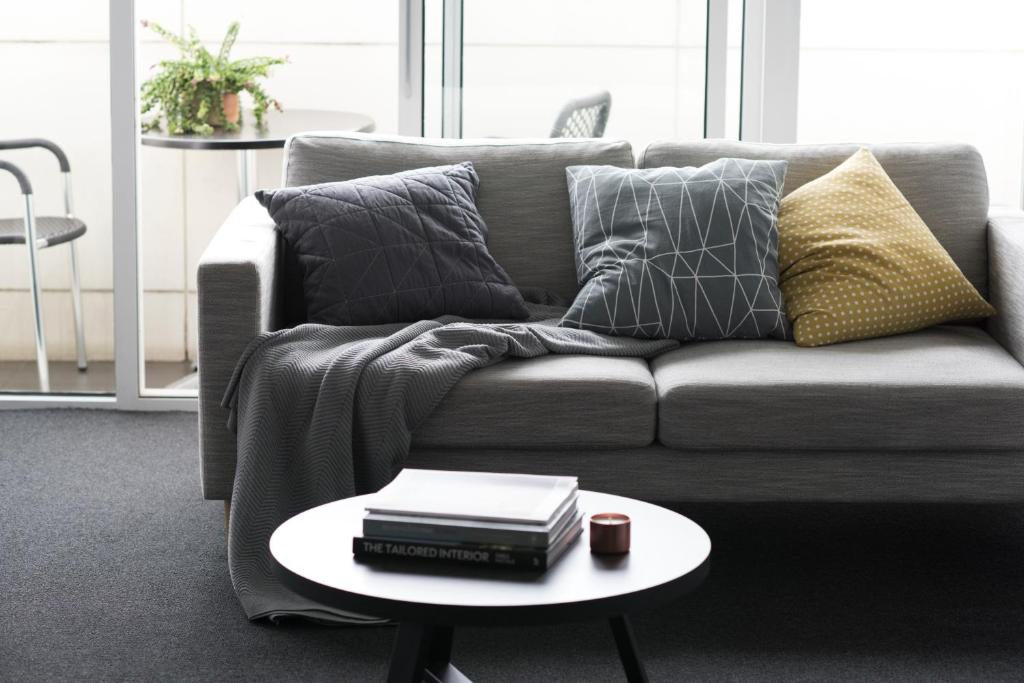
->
left=271, top=490, right=711, bottom=682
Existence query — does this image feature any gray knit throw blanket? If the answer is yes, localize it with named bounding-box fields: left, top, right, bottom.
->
left=222, top=303, right=678, bottom=622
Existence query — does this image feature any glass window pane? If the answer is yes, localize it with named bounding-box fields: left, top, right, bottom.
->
left=0, top=2, right=114, bottom=394
left=798, top=0, right=1024, bottom=208
left=460, top=0, right=709, bottom=148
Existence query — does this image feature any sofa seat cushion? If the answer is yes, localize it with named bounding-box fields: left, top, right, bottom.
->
left=412, top=355, right=658, bottom=449
left=652, top=326, right=1024, bottom=451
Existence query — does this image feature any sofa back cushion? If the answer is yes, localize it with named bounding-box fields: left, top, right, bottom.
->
left=639, top=141, right=990, bottom=297
left=284, top=132, right=635, bottom=303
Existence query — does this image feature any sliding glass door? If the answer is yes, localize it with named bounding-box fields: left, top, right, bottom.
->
left=132, top=1, right=406, bottom=397
left=4, top=0, right=746, bottom=407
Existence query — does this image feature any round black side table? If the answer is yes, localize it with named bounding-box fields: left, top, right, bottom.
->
left=141, top=108, right=375, bottom=200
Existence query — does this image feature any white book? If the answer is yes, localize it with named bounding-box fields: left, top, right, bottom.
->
left=366, top=469, right=579, bottom=525
left=364, top=494, right=579, bottom=547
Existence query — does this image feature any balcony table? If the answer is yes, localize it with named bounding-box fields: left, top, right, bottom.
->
left=140, top=108, right=375, bottom=200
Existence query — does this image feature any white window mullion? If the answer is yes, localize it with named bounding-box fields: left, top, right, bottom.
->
left=740, top=0, right=800, bottom=143
left=704, top=0, right=729, bottom=139
left=399, top=0, right=425, bottom=136
left=109, top=0, right=143, bottom=408
left=108, top=0, right=197, bottom=411
left=739, top=0, right=764, bottom=141
left=441, top=0, right=463, bottom=138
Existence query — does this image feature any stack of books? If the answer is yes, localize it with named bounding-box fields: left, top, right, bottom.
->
left=352, top=469, right=582, bottom=571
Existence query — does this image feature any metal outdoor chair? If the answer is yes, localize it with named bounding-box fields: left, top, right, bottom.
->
left=550, top=91, right=612, bottom=138
left=0, top=139, right=88, bottom=392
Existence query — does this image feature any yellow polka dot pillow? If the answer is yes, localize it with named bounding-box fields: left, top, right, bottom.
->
left=777, top=148, right=994, bottom=347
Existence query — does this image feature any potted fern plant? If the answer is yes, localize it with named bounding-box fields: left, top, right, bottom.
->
left=140, top=21, right=286, bottom=136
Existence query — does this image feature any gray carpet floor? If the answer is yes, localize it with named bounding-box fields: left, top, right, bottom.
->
left=2, top=409, right=1024, bottom=682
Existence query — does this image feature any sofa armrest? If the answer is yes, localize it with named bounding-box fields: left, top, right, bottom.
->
left=987, top=210, right=1024, bottom=366
left=197, top=196, right=280, bottom=500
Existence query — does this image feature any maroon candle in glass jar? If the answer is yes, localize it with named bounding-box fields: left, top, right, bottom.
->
left=589, top=512, right=631, bottom=554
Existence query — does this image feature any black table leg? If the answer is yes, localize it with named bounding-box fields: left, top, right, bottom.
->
left=387, top=623, right=471, bottom=683
left=609, top=615, right=649, bottom=683
left=389, top=618, right=646, bottom=682
left=387, top=623, right=430, bottom=683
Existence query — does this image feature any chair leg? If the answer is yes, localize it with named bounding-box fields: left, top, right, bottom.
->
left=22, top=196, right=49, bottom=392
left=68, top=241, right=87, bottom=371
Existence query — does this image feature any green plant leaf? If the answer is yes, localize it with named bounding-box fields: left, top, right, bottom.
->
left=217, top=21, right=240, bottom=64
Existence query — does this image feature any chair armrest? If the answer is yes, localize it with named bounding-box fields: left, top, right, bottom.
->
left=987, top=210, right=1024, bottom=366
left=0, top=138, right=71, bottom=172
left=0, top=160, right=32, bottom=194
left=197, top=196, right=280, bottom=500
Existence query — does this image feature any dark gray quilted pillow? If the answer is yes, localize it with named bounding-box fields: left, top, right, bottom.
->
left=257, top=162, right=529, bottom=326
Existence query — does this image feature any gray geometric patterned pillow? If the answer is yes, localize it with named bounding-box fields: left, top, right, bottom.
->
left=559, top=159, right=790, bottom=340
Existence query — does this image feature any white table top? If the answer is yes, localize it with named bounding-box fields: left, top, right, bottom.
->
left=271, top=490, right=711, bottom=625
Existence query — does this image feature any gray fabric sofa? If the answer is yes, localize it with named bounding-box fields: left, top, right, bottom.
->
left=198, top=133, right=1024, bottom=504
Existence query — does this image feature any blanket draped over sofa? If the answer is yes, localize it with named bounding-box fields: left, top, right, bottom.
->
left=222, top=302, right=678, bottom=621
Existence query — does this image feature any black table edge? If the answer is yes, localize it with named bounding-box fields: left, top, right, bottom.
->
left=139, top=111, right=375, bottom=150
left=140, top=136, right=298, bottom=151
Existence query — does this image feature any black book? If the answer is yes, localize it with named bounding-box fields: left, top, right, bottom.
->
left=353, top=514, right=583, bottom=571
